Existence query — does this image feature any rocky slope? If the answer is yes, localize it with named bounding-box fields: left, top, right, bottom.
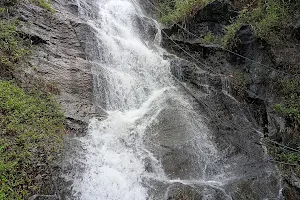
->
left=150, top=0, right=300, bottom=199
left=2, top=0, right=298, bottom=199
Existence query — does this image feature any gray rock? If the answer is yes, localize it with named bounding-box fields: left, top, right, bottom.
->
left=15, top=0, right=107, bottom=133
left=161, top=9, right=283, bottom=198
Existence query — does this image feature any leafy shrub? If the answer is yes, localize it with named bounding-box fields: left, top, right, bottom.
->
left=0, top=81, right=64, bottom=199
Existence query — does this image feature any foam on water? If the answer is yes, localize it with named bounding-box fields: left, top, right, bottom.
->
left=73, top=87, right=171, bottom=199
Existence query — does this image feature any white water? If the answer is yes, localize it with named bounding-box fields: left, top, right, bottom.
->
left=72, top=0, right=224, bottom=199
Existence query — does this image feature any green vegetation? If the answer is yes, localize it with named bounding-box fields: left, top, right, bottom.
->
left=0, top=0, right=54, bottom=76
left=158, top=0, right=213, bottom=25
left=30, top=0, right=55, bottom=13
left=0, top=20, right=31, bottom=76
left=158, top=0, right=299, bottom=46
left=272, top=78, right=300, bottom=168
left=0, top=0, right=62, bottom=199
left=277, top=151, right=300, bottom=165
left=223, top=0, right=300, bottom=46
left=202, top=32, right=221, bottom=45
left=275, top=78, right=300, bottom=128
left=269, top=145, right=300, bottom=172
left=231, top=70, right=247, bottom=99
left=0, top=81, right=64, bottom=199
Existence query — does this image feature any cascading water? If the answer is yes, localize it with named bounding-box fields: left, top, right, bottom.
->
left=67, top=0, right=282, bottom=199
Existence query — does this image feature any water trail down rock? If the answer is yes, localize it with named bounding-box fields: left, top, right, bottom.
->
left=67, top=0, right=282, bottom=199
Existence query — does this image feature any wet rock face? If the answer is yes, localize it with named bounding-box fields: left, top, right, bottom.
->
left=16, top=0, right=107, bottom=134
left=166, top=59, right=282, bottom=200
left=134, top=15, right=158, bottom=42
left=158, top=1, right=284, bottom=199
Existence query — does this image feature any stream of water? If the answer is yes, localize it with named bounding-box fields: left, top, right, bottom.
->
left=68, top=0, right=282, bottom=199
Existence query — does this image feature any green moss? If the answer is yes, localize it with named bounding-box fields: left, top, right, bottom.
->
left=0, top=81, right=64, bottom=199
left=158, top=0, right=213, bottom=25
left=274, top=104, right=300, bottom=121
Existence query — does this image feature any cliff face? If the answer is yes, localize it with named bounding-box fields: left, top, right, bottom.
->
left=16, top=0, right=106, bottom=135
left=155, top=0, right=300, bottom=199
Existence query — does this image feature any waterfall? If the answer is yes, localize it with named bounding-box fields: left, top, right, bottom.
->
left=70, top=0, right=223, bottom=199
left=67, top=0, right=282, bottom=199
